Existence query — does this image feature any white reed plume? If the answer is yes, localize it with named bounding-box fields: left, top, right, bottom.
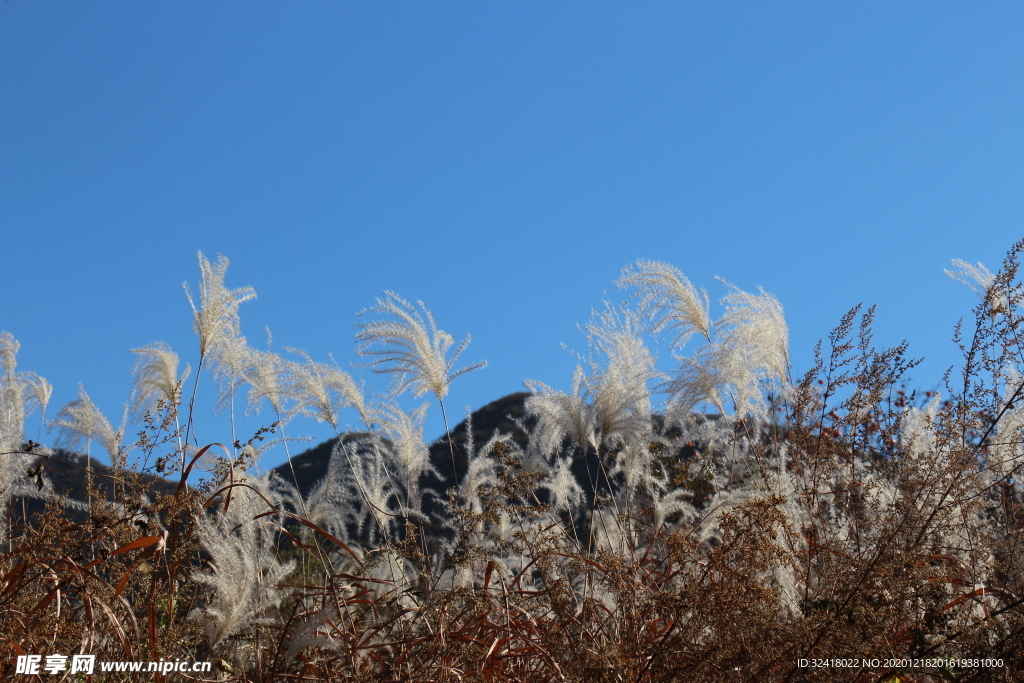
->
left=304, top=441, right=358, bottom=541
left=183, top=253, right=256, bottom=361
left=544, top=455, right=584, bottom=514
left=0, top=388, right=27, bottom=522
left=357, top=291, right=485, bottom=485
left=0, top=333, right=17, bottom=382
left=25, top=375, right=52, bottom=427
left=0, top=334, right=50, bottom=434
left=610, top=439, right=661, bottom=497
left=461, top=443, right=498, bottom=517
left=664, top=345, right=728, bottom=421
left=525, top=366, right=597, bottom=457
left=0, top=334, right=34, bottom=453
left=946, top=258, right=1007, bottom=320
left=209, top=333, right=252, bottom=415
left=243, top=346, right=293, bottom=419
left=375, top=400, right=434, bottom=511
left=527, top=306, right=659, bottom=456
left=52, top=384, right=125, bottom=462
left=356, top=292, right=486, bottom=401
left=129, top=342, right=190, bottom=422
left=651, top=487, right=698, bottom=532
left=192, top=476, right=294, bottom=648
left=898, top=394, right=943, bottom=466
left=946, top=258, right=995, bottom=298
left=282, top=606, right=345, bottom=662
left=344, top=439, right=397, bottom=544
left=591, top=506, right=633, bottom=558
left=0, top=333, right=52, bottom=544
left=698, top=280, right=790, bottom=420
left=181, top=253, right=256, bottom=457
left=988, top=371, right=1024, bottom=483
left=717, top=280, right=789, bottom=386
left=585, top=305, right=662, bottom=449
left=284, top=347, right=367, bottom=429
left=616, top=260, right=712, bottom=350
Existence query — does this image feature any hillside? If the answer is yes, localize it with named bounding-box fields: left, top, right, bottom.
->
left=269, top=391, right=535, bottom=500
left=10, top=447, right=178, bottom=525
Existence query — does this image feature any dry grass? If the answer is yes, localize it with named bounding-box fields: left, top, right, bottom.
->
left=5, top=244, right=1024, bottom=681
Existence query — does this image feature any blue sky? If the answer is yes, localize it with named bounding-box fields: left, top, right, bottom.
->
left=3, top=3, right=1022, bottom=470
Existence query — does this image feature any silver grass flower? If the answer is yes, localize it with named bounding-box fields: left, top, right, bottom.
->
left=243, top=346, right=293, bottom=418
left=988, top=371, right=1024, bottom=482
left=183, top=252, right=256, bottom=361
left=898, top=395, right=942, bottom=465
left=374, top=400, right=434, bottom=511
left=861, top=469, right=898, bottom=516
left=946, top=258, right=995, bottom=298
left=0, top=333, right=50, bottom=435
left=694, top=486, right=751, bottom=547
left=129, top=342, right=190, bottom=422
left=616, top=260, right=712, bottom=350
left=25, top=374, right=52, bottom=422
left=671, top=279, right=790, bottom=421
left=946, top=258, right=1007, bottom=319
left=461, top=442, right=498, bottom=517
left=0, top=332, right=19, bottom=381
left=367, top=547, right=419, bottom=607
left=344, top=439, right=397, bottom=544
left=449, top=416, right=501, bottom=521
left=544, top=455, right=583, bottom=513
left=710, top=342, right=762, bottom=418
left=283, top=347, right=367, bottom=429
left=304, top=441, right=358, bottom=541
left=651, top=487, right=698, bottom=532
left=525, top=367, right=598, bottom=457
left=192, top=476, right=294, bottom=647
left=527, top=307, right=659, bottom=456
left=591, top=507, right=632, bottom=557
left=0, top=335, right=27, bottom=456
left=210, top=334, right=252, bottom=413
left=625, top=270, right=792, bottom=422
left=610, top=439, right=661, bottom=497
left=717, top=280, right=789, bottom=387
left=52, top=384, right=125, bottom=462
left=356, top=292, right=486, bottom=400
left=0, top=333, right=52, bottom=543
left=282, top=606, right=344, bottom=662
left=585, top=306, right=661, bottom=449
left=664, top=344, right=728, bottom=421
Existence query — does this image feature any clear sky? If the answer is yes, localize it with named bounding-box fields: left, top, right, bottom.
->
left=3, top=3, right=1022, bottom=470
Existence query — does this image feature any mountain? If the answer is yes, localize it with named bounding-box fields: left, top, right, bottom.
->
left=268, top=392, right=536, bottom=500
left=10, top=447, right=179, bottom=525
left=267, top=392, right=706, bottom=517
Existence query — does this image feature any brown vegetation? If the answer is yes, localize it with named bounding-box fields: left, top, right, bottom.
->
left=4, top=244, right=1024, bottom=681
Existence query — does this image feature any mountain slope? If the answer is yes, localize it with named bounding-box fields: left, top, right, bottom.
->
left=269, top=392, right=535, bottom=499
